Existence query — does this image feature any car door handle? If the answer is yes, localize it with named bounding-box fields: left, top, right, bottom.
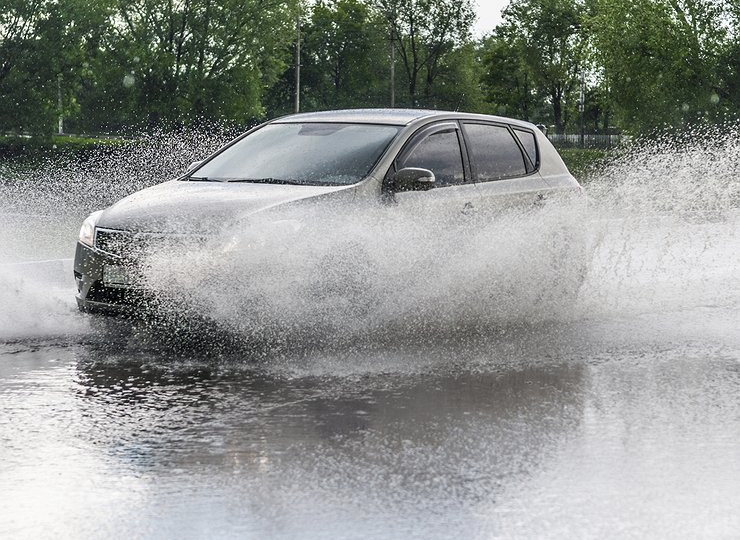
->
left=461, top=201, right=475, bottom=215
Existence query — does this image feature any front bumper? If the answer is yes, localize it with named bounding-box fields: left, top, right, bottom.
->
left=73, top=242, right=151, bottom=314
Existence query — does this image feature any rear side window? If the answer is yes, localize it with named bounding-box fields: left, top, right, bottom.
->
left=514, top=128, right=538, bottom=169
left=463, top=123, right=527, bottom=181
left=401, top=129, right=465, bottom=186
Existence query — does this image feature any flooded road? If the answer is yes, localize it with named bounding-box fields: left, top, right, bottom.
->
left=1, top=130, right=739, bottom=538
left=1, top=319, right=739, bottom=539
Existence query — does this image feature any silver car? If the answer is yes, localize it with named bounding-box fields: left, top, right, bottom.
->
left=74, top=109, right=582, bottom=313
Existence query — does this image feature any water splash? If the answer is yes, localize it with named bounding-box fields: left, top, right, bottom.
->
left=579, top=122, right=740, bottom=317
left=0, top=123, right=738, bottom=347
left=0, top=261, right=84, bottom=341
left=0, top=128, right=233, bottom=340
left=140, top=200, right=592, bottom=345
left=0, top=128, right=235, bottom=218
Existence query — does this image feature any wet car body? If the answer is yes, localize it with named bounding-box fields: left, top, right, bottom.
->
left=74, top=109, right=581, bottom=314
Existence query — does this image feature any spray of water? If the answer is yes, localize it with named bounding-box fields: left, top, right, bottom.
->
left=0, top=123, right=738, bottom=347
left=579, top=122, right=740, bottom=318
left=0, top=128, right=232, bottom=341
left=138, top=199, right=590, bottom=346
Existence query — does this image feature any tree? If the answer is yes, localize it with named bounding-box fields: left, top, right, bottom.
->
left=0, top=1, right=45, bottom=87
left=717, top=4, right=740, bottom=116
left=480, top=30, right=540, bottom=121
left=588, top=0, right=728, bottom=133
left=79, top=0, right=300, bottom=130
left=0, top=0, right=111, bottom=134
left=301, top=0, right=387, bottom=109
left=375, top=0, right=475, bottom=107
left=486, top=0, right=586, bottom=134
left=0, top=0, right=53, bottom=132
left=423, top=41, right=485, bottom=111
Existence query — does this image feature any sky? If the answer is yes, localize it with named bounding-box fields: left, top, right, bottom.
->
left=473, top=0, right=510, bottom=36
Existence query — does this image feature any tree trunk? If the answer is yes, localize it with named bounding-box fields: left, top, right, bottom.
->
left=552, top=89, right=564, bottom=134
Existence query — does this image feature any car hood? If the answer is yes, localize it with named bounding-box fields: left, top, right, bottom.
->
left=96, top=180, right=351, bottom=234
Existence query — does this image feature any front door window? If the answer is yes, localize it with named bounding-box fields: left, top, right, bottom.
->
left=401, top=130, right=465, bottom=186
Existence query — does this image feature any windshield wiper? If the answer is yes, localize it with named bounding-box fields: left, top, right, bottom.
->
left=226, top=177, right=314, bottom=185
left=187, top=176, right=322, bottom=185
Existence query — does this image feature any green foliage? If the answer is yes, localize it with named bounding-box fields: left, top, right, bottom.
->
left=301, top=0, right=389, bottom=109
left=588, top=0, right=729, bottom=133
left=478, top=0, right=739, bottom=135
left=558, top=147, right=611, bottom=179
left=423, top=43, right=486, bottom=111
left=0, top=0, right=113, bottom=134
left=87, top=0, right=299, bottom=129
left=265, top=0, right=481, bottom=115
left=375, top=0, right=477, bottom=106
left=481, top=0, right=586, bottom=133
left=481, top=31, right=539, bottom=120
left=0, top=134, right=127, bottom=162
left=1, top=0, right=299, bottom=133
left=1, top=0, right=737, bottom=136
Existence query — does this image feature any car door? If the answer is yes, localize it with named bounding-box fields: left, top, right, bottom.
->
left=384, top=121, right=481, bottom=224
left=461, top=122, right=549, bottom=215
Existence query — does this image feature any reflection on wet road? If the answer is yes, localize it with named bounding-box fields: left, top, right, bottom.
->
left=1, top=317, right=739, bottom=539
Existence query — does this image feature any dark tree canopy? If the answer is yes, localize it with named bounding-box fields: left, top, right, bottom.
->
left=0, top=0, right=738, bottom=136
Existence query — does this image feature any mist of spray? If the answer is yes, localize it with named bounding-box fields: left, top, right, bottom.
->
left=0, top=128, right=231, bottom=341
left=138, top=123, right=739, bottom=346
left=1, top=123, right=738, bottom=347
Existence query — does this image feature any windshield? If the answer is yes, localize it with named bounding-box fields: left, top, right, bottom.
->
left=190, top=122, right=401, bottom=185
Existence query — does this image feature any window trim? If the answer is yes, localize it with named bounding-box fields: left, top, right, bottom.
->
left=385, top=121, right=471, bottom=190
left=512, top=126, right=540, bottom=172
left=459, top=121, right=540, bottom=183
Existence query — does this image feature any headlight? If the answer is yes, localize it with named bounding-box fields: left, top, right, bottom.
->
left=78, top=210, right=103, bottom=247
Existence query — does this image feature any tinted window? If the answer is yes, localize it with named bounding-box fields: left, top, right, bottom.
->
left=514, top=128, right=538, bottom=168
left=401, top=130, right=465, bottom=186
left=464, top=123, right=526, bottom=181
left=192, top=123, right=400, bottom=186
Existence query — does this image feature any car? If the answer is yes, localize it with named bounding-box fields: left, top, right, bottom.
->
left=74, top=109, right=583, bottom=314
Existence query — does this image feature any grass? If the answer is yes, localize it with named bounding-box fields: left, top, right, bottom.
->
left=557, top=147, right=614, bottom=181
left=0, top=134, right=128, bottom=161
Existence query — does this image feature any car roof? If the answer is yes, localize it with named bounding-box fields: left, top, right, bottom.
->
left=273, top=109, right=438, bottom=125
left=272, top=108, right=535, bottom=129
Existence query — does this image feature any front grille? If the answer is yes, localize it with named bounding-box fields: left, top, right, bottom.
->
left=86, top=282, right=159, bottom=309
left=86, top=282, right=130, bottom=304
left=94, top=228, right=209, bottom=260
left=95, top=229, right=132, bottom=258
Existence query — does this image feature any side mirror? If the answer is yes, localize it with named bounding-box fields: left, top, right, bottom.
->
left=186, top=160, right=203, bottom=174
left=392, top=167, right=436, bottom=192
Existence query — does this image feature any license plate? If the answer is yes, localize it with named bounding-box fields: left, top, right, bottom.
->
left=102, top=265, right=138, bottom=288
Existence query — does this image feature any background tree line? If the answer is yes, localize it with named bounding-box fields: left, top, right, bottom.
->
left=0, top=0, right=737, bottom=137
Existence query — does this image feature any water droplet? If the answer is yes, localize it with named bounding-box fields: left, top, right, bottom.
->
left=709, top=93, right=720, bottom=105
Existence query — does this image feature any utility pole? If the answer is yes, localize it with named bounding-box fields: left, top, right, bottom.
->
left=579, top=71, right=585, bottom=148
left=387, top=4, right=397, bottom=108
left=294, top=13, right=301, bottom=114
left=390, top=26, right=395, bottom=108
left=57, top=73, right=64, bottom=135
